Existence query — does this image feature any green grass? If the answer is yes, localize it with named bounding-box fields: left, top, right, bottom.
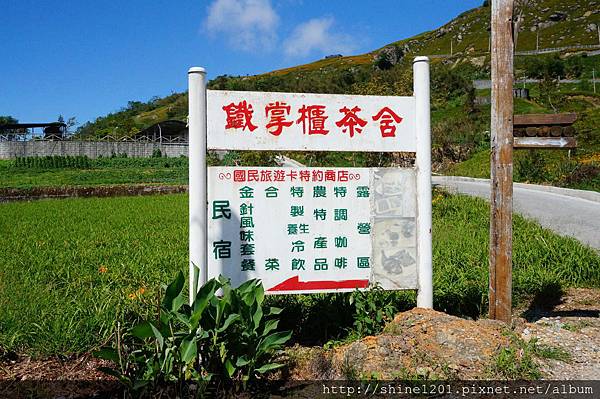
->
left=0, top=167, right=188, bottom=189
left=0, top=195, right=187, bottom=355
left=0, top=157, right=189, bottom=189
left=446, top=149, right=600, bottom=191
left=445, top=150, right=491, bottom=179
left=489, top=333, right=571, bottom=380
left=1, top=191, right=599, bottom=356
left=432, top=191, right=600, bottom=317
left=514, top=97, right=551, bottom=115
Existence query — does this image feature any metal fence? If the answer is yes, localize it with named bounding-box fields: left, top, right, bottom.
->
left=0, top=140, right=189, bottom=159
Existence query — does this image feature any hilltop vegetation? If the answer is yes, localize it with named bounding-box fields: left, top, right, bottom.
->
left=76, top=93, right=188, bottom=138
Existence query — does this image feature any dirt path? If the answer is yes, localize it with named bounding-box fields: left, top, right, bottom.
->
left=519, top=288, right=600, bottom=379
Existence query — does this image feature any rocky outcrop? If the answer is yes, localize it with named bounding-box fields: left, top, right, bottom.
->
left=287, top=308, right=510, bottom=380
left=373, top=45, right=404, bottom=70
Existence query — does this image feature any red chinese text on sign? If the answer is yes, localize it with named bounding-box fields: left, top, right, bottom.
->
left=372, top=107, right=403, bottom=138
left=222, top=100, right=258, bottom=132
left=207, top=90, right=418, bottom=152
left=233, top=169, right=246, bottom=182
left=336, top=106, right=367, bottom=138
left=297, top=105, right=329, bottom=135
left=247, top=169, right=259, bottom=181
left=265, top=101, right=293, bottom=136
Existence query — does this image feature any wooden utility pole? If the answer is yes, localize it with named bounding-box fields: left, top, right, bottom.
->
left=489, top=0, right=514, bottom=323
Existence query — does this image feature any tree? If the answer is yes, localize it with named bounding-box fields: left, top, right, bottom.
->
left=57, top=114, right=78, bottom=135
left=513, top=0, right=532, bottom=50
left=521, top=55, right=565, bottom=110
left=0, top=115, right=18, bottom=125
left=0, top=115, right=26, bottom=139
left=430, top=63, right=476, bottom=112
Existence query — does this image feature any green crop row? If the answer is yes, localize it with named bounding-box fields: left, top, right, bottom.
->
left=14, top=155, right=91, bottom=169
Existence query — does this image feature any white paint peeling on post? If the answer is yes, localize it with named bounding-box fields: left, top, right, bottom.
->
left=513, top=137, right=577, bottom=148
left=188, top=67, right=208, bottom=304
left=413, top=57, right=433, bottom=309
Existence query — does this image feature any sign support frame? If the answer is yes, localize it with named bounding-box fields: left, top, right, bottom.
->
left=188, top=67, right=208, bottom=303
left=413, top=57, right=433, bottom=308
left=188, top=58, right=433, bottom=307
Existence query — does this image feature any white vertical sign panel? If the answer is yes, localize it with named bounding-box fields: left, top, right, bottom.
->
left=371, top=168, right=418, bottom=290
left=207, top=167, right=417, bottom=294
left=207, top=90, right=416, bottom=152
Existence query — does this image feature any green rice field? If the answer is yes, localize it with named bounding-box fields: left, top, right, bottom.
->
left=1, top=192, right=599, bottom=356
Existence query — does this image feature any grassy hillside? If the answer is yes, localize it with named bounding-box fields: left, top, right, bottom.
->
left=76, top=92, right=188, bottom=138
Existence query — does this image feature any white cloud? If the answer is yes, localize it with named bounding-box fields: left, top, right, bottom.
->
left=204, top=0, right=279, bottom=52
left=283, top=17, right=356, bottom=58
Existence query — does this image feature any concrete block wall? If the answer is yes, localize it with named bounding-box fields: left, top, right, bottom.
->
left=0, top=141, right=189, bottom=159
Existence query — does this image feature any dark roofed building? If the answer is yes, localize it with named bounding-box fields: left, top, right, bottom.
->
left=0, top=122, right=67, bottom=140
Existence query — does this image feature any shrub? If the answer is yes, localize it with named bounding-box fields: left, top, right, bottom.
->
left=430, top=63, right=476, bottom=112
left=349, top=285, right=396, bottom=337
left=96, top=272, right=291, bottom=395
left=515, top=150, right=548, bottom=182
left=12, top=155, right=91, bottom=169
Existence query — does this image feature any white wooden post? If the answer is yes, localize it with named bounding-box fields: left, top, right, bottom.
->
left=188, top=67, right=208, bottom=304
left=413, top=56, right=433, bottom=308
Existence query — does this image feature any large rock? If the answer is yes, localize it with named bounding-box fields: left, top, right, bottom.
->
left=287, top=308, right=510, bottom=380
left=548, top=12, right=567, bottom=22
left=334, top=309, right=508, bottom=379
left=373, top=45, right=404, bottom=70
left=538, top=20, right=557, bottom=29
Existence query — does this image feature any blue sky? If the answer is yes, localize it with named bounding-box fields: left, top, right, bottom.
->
left=0, top=0, right=482, bottom=126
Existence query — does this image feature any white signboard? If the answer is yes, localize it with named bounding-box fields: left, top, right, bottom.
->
left=207, top=90, right=416, bottom=152
left=207, top=167, right=417, bottom=293
left=189, top=57, right=432, bottom=306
